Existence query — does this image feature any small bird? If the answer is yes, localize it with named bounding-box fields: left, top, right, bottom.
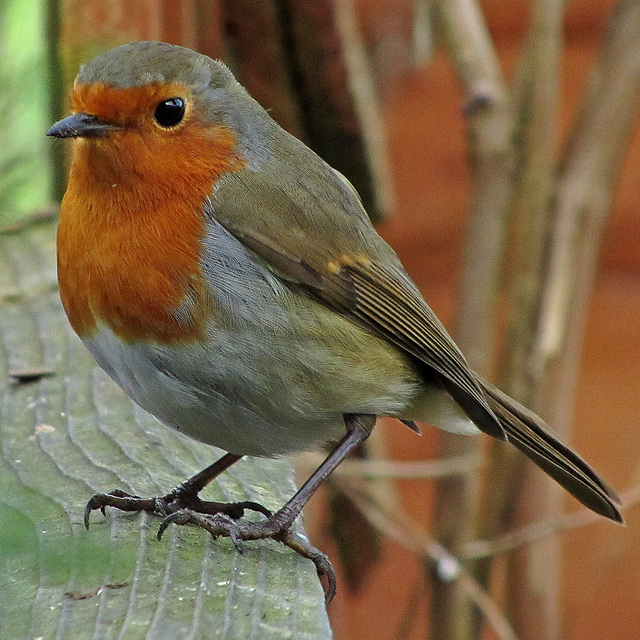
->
left=48, top=41, right=622, bottom=602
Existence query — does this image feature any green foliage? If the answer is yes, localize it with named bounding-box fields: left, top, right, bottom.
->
left=0, top=0, right=54, bottom=224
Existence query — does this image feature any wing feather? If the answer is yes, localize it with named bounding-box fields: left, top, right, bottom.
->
left=207, top=179, right=504, bottom=438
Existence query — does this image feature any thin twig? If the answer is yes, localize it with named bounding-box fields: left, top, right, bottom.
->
left=335, top=475, right=640, bottom=637
left=331, top=0, right=395, bottom=220
left=533, top=0, right=640, bottom=393
left=295, top=452, right=481, bottom=479
left=462, top=482, right=640, bottom=560
left=491, top=3, right=565, bottom=637
left=338, top=479, right=519, bottom=640
left=394, top=576, right=426, bottom=640
left=431, top=1, right=515, bottom=636
left=412, top=0, right=436, bottom=65
left=435, top=0, right=513, bottom=368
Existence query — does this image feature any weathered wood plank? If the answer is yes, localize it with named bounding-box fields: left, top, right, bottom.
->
left=0, top=217, right=332, bottom=640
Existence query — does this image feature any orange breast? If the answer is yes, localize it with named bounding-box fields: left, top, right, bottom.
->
left=57, top=83, right=246, bottom=344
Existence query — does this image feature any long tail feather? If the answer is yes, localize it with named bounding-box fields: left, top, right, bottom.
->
left=479, top=379, right=623, bottom=523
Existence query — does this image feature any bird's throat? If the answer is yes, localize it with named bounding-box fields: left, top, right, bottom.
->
left=57, top=130, right=244, bottom=345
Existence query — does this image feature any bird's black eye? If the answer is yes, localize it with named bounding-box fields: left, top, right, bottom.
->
left=154, top=97, right=186, bottom=127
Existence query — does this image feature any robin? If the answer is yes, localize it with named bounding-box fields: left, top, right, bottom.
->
left=47, top=41, right=622, bottom=602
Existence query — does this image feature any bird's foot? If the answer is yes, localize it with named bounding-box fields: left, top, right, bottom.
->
left=158, top=507, right=336, bottom=604
left=84, top=487, right=336, bottom=603
left=83, top=485, right=271, bottom=529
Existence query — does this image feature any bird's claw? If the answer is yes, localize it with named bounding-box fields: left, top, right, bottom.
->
left=83, top=488, right=336, bottom=603
left=274, top=529, right=337, bottom=604
left=83, top=487, right=271, bottom=528
left=157, top=507, right=336, bottom=603
left=84, top=489, right=147, bottom=528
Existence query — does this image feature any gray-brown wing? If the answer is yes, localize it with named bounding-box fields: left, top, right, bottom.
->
left=207, top=171, right=504, bottom=439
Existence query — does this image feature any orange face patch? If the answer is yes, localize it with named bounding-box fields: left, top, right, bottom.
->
left=71, top=81, right=190, bottom=129
left=57, top=82, right=246, bottom=344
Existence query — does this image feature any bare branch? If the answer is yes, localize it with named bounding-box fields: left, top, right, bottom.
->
left=331, top=0, right=395, bottom=220
left=296, top=451, right=481, bottom=479
left=431, top=2, right=515, bottom=637
left=412, top=0, right=437, bottom=64
left=491, top=3, right=565, bottom=637
left=534, top=0, right=640, bottom=392
left=338, top=480, right=520, bottom=640
left=462, top=482, right=640, bottom=560
left=436, top=0, right=514, bottom=367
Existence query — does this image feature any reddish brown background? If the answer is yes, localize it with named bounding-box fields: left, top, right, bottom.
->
left=314, top=1, right=640, bottom=638
left=56, top=1, right=640, bottom=637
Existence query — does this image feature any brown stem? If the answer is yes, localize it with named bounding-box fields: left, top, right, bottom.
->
left=331, top=0, right=395, bottom=220
left=431, top=1, right=515, bottom=637
left=489, top=3, right=565, bottom=639
left=339, top=480, right=520, bottom=640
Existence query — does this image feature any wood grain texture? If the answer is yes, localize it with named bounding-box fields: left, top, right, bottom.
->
left=0, top=217, right=332, bottom=640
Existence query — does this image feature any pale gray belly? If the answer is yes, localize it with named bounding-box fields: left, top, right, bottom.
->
left=83, top=303, right=423, bottom=457
left=81, top=218, right=476, bottom=457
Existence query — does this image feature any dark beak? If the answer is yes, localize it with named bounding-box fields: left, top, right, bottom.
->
left=46, top=112, right=119, bottom=139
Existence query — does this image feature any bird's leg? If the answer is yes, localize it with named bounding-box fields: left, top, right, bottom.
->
left=84, top=415, right=376, bottom=603
left=159, top=414, right=375, bottom=538
left=157, top=414, right=376, bottom=603
left=84, top=452, right=271, bottom=528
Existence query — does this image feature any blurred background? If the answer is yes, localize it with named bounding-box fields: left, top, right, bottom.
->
left=2, top=1, right=639, bottom=639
